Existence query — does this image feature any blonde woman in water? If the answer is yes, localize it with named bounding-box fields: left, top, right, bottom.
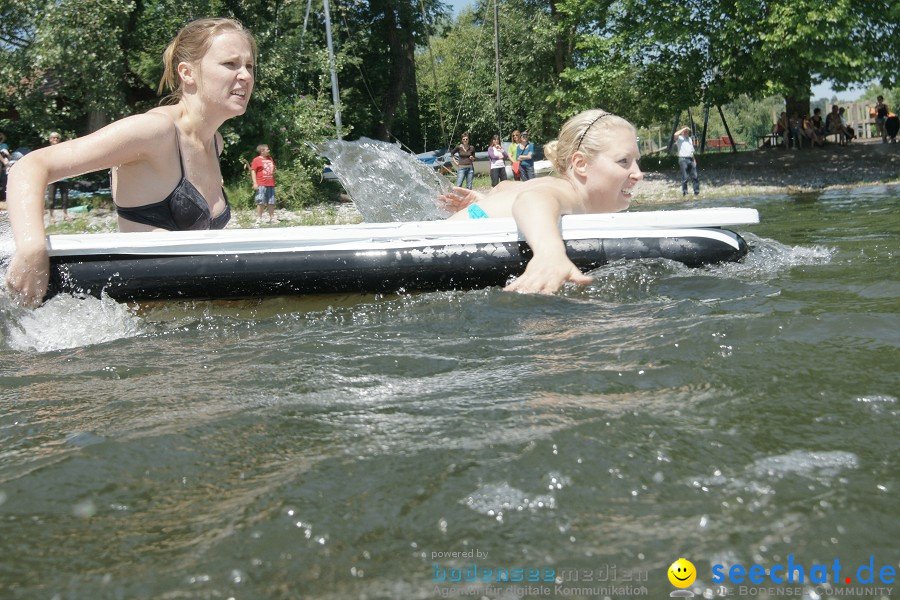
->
left=6, top=18, right=256, bottom=307
left=441, top=109, right=643, bottom=295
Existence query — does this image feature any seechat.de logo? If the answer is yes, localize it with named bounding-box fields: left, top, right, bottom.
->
left=668, top=558, right=696, bottom=597
left=711, top=556, right=896, bottom=586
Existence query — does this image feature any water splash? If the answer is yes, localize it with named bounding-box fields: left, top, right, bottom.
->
left=0, top=217, right=12, bottom=257
left=1, top=293, right=144, bottom=352
left=317, top=137, right=452, bottom=222
left=0, top=215, right=144, bottom=352
left=701, top=233, right=834, bottom=280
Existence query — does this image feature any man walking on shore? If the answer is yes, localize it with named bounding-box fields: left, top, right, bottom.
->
left=675, top=126, right=700, bottom=196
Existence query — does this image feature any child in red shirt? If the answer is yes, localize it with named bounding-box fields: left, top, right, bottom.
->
left=250, top=144, right=277, bottom=224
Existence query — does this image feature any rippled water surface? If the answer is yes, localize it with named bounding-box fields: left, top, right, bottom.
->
left=1, top=186, right=897, bottom=599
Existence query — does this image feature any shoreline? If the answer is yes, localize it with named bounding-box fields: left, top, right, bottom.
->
left=2, top=140, right=897, bottom=232
left=630, top=138, right=899, bottom=204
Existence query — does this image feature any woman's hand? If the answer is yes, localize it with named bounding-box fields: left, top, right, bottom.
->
left=504, top=254, right=592, bottom=295
left=438, top=186, right=484, bottom=212
left=6, top=246, right=50, bottom=308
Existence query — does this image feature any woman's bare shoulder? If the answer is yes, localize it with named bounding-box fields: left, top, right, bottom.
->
left=88, top=110, right=176, bottom=150
left=130, top=108, right=177, bottom=137
left=488, top=176, right=568, bottom=198
left=76, top=111, right=177, bottom=168
left=523, top=176, right=572, bottom=194
left=518, top=177, right=581, bottom=210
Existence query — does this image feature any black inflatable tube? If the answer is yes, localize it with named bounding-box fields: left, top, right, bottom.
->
left=45, top=230, right=749, bottom=302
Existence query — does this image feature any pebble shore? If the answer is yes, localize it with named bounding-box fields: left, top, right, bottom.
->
left=632, top=138, right=899, bottom=205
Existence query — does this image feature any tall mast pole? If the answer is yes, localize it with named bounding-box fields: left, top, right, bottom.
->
left=493, top=0, right=502, bottom=136
left=323, top=0, right=342, bottom=139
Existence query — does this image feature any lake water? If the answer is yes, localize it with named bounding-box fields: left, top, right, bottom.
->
left=0, top=185, right=897, bottom=599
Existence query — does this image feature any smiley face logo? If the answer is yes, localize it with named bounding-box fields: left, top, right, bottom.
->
left=668, top=558, right=696, bottom=588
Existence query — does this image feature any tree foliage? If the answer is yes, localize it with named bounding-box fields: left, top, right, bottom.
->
left=415, top=1, right=564, bottom=150
left=1, top=0, right=896, bottom=185
left=557, top=0, right=899, bottom=123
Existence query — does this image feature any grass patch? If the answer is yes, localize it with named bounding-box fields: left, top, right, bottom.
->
left=44, top=211, right=117, bottom=234
left=225, top=168, right=346, bottom=212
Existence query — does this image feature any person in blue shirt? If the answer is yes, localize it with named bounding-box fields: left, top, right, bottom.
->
left=517, top=131, right=535, bottom=180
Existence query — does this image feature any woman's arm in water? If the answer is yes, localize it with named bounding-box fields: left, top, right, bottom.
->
left=505, top=190, right=591, bottom=295
left=5, top=113, right=171, bottom=307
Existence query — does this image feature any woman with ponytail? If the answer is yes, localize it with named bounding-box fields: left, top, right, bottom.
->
left=6, top=18, right=256, bottom=307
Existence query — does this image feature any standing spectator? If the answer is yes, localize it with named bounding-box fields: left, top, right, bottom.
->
left=45, top=132, right=71, bottom=220
left=825, top=105, right=840, bottom=136
left=875, top=96, right=889, bottom=143
left=508, top=130, right=521, bottom=180
left=675, top=126, right=699, bottom=196
left=487, top=134, right=509, bottom=187
left=250, top=143, right=277, bottom=225
left=451, top=132, right=476, bottom=189
left=517, top=131, right=535, bottom=181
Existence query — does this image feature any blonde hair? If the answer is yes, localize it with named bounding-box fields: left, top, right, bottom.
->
left=158, top=18, right=257, bottom=101
left=543, top=109, right=635, bottom=175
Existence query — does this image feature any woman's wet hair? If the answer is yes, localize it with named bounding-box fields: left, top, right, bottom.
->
left=158, top=17, right=257, bottom=102
left=544, top=109, right=635, bottom=175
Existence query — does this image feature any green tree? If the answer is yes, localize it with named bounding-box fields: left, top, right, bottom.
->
left=0, top=0, right=340, bottom=186
left=416, top=0, right=562, bottom=148
left=555, top=0, right=898, bottom=125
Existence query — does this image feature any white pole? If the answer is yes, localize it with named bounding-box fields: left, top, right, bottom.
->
left=323, top=0, right=342, bottom=139
left=493, top=0, right=502, bottom=136
left=300, top=0, right=312, bottom=45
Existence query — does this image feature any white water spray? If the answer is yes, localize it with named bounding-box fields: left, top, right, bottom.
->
left=318, top=137, right=452, bottom=222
